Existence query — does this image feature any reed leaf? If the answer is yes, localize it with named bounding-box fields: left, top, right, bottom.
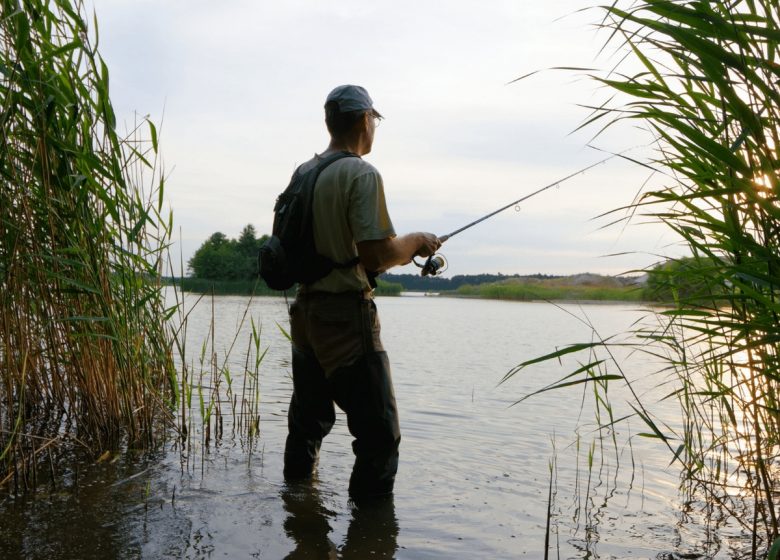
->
left=0, top=0, right=176, bottom=490
left=508, top=1, right=780, bottom=553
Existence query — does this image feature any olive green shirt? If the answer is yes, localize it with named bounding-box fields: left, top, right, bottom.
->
left=298, top=153, right=395, bottom=293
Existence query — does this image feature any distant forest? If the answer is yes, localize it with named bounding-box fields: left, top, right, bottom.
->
left=188, top=225, right=267, bottom=281
left=379, top=272, right=562, bottom=291
left=186, top=226, right=674, bottom=297
left=186, top=225, right=566, bottom=290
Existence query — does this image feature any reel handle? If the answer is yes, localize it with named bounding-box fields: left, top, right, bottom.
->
left=412, top=236, right=448, bottom=276
left=420, top=254, right=447, bottom=276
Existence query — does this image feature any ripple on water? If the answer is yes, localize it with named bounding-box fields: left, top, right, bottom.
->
left=0, top=296, right=757, bottom=558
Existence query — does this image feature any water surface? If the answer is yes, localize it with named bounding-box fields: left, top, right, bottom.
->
left=0, top=294, right=749, bottom=558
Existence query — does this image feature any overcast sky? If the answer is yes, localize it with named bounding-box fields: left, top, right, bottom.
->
left=93, top=1, right=678, bottom=277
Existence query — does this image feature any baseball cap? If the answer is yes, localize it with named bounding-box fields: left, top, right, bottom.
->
left=325, top=85, right=383, bottom=118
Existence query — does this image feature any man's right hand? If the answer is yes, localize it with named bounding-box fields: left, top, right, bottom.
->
left=413, top=232, right=441, bottom=258
left=357, top=232, right=442, bottom=273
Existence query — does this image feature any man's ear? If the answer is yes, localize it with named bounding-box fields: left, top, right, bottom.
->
left=350, top=113, right=368, bottom=136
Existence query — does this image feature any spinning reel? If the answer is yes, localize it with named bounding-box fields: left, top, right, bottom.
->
left=414, top=254, right=448, bottom=277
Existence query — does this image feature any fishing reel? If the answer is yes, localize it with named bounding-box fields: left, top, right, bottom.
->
left=414, top=254, right=448, bottom=277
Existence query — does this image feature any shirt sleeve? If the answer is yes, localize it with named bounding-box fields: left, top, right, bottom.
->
left=348, top=169, right=396, bottom=243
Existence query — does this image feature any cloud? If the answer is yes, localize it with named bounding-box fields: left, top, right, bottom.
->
left=92, top=0, right=676, bottom=276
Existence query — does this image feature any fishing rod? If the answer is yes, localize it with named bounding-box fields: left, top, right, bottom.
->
left=415, top=152, right=620, bottom=276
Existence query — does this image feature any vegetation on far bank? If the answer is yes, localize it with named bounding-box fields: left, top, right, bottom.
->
left=381, top=271, right=564, bottom=292
left=172, top=276, right=403, bottom=297
left=455, top=276, right=645, bottom=302
left=188, top=225, right=268, bottom=281
left=449, top=258, right=723, bottom=303
left=185, top=226, right=709, bottom=302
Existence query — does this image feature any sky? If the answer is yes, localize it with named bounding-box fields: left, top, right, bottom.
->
left=92, top=0, right=679, bottom=277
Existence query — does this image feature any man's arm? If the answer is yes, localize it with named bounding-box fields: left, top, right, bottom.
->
left=357, top=232, right=441, bottom=274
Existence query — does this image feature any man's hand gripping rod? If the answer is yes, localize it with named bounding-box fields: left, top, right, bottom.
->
left=414, top=153, right=617, bottom=276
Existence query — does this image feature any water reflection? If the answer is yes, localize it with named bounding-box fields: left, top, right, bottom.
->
left=281, top=482, right=398, bottom=559
left=342, top=495, right=398, bottom=559
left=3, top=297, right=730, bottom=557
left=0, top=452, right=166, bottom=560
left=282, top=482, right=338, bottom=558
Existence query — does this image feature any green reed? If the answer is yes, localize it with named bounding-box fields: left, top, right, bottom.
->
left=0, top=0, right=176, bottom=491
left=598, top=2, right=780, bottom=551
left=166, top=282, right=268, bottom=475
left=508, top=1, right=780, bottom=555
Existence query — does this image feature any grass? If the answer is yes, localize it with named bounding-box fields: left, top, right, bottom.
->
left=456, top=277, right=645, bottom=302
left=0, top=0, right=175, bottom=492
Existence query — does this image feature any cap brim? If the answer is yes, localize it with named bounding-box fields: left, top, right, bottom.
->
left=371, top=108, right=383, bottom=119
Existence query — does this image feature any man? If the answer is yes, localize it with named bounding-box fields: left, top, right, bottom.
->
left=283, top=84, right=441, bottom=499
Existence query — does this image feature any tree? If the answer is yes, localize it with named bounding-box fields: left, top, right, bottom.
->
left=188, top=226, right=267, bottom=281
left=237, top=224, right=258, bottom=256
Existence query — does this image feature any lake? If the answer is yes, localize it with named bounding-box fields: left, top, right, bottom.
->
left=0, top=293, right=751, bottom=558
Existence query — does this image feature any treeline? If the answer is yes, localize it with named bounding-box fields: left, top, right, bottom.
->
left=386, top=262, right=713, bottom=303
left=185, top=225, right=402, bottom=295
left=381, top=272, right=562, bottom=292
left=188, top=225, right=267, bottom=280
left=187, top=226, right=569, bottom=290
left=186, top=227, right=703, bottom=303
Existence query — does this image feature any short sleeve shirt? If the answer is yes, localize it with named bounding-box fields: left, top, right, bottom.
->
left=297, top=153, right=395, bottom=293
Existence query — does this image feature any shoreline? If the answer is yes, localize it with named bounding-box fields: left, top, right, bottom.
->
left=402, top=290, right=657, bottom=305
left=170, top=286, right=660, bottom=306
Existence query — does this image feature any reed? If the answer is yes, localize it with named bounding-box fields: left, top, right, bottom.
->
left=594, top=3, right=779, bottom=551
left=0, top=0, right=175, bottom=491
left=164, top=284, right=268, bottom=476
left=508, top=1, right=780, bottom=554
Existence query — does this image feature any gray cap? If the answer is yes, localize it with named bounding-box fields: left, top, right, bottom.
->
left=325, top=84, right=383, bottom=118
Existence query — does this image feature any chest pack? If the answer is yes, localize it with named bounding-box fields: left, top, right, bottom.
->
left=259, top=151, right=360, bottom=291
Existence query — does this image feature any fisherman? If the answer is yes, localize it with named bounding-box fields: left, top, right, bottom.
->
left=283, top=84, right=440, bottom=499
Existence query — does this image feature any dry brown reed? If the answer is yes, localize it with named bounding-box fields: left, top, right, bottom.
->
left=1, top=0, right=175, bottom=492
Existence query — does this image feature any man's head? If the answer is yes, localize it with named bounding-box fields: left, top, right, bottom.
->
left=324, top=85, right=382, bottom=155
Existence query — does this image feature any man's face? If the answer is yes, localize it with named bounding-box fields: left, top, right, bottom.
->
left=361, top=112, right=378, bottom=155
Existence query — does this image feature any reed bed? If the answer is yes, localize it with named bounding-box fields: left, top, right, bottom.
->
left=509, top=1, right=780, bottom=555
left=593, top=3, right=780, bottom=551
left=0, top=0, right=175, bottom=492
left=456, top=279, right=645, bottom=302
left=166, top=286, right=267, bottom=474
left=171, top=294, right=269, bottom=482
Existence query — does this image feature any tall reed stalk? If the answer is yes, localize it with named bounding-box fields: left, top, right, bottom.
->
left=0, top=0, right=175, bottom=492
left=508, top=1, right=779, bottom=555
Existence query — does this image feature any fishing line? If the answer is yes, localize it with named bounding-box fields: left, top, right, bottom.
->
left=415, top=149, right=632, bottom=276
left=439, top=152, right=620, bottom=243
